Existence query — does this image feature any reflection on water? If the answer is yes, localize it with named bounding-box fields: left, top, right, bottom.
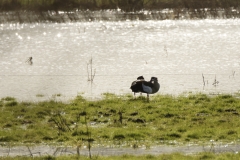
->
left=0, top=19, right=239, bottom=101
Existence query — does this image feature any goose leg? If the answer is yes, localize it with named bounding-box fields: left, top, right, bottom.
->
left=147, top=94, right=149, bottom=101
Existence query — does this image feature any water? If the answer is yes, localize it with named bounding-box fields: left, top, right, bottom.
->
left=0, top=19, right=240, bottom=101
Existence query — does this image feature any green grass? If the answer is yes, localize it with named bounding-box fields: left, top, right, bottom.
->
left=1, top=93, right=240, bottom=146
left=1, top=152, right=240, bottom=160
left=1, top=93, right=240, bottom=159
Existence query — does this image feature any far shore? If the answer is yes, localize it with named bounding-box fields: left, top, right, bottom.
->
left=1, top=9, right=240, bottom=24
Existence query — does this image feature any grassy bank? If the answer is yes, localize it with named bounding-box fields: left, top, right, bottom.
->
left=1, top=152, right=240, bottom=160
left=0, top=0, right=239, bottom=12
left=1, top=93, right=240, bottom=147
left=1, top=93, right=240, bottom=159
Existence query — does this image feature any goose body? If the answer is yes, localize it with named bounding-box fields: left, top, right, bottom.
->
left=130, top=76, right=160, bottom=99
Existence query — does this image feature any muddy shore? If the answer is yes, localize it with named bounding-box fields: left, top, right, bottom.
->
left=0, top=143, right=240, bottom=157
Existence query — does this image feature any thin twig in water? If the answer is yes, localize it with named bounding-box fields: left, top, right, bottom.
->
left=25, top=57, right=33, bottom=65
left=7, top=143, right=11, bottom=156
left=77, top=27, right=86, bottom=33
left=202, top=73, right=205, bottom=86
left=202, top=73, right=206, bottom=90
left=87, top=57, right=96, bottom=82
left=212, top=75, right=219, bottom=87
left=229, top=70, right=235, bottom=78
left=164, top=45, right=168, bottom=57
left=53, top=147, right=61, bottom=156
left=26, top=145, right=33, bottom=157
left=87, top=63, right=90, bottom=81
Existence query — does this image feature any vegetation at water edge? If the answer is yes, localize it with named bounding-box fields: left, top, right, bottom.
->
left=0, top=0, right=240, bottom=12
left=1, top=152, right=240, bottom=160
left=1, top=93, right=240, bottom=147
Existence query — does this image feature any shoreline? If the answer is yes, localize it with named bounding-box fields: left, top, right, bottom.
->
left=1, top=142, right=240, bottom=157
left=1, top=9, right=240, bottom=23
left=1, top=93, right=240, bottom=158
left=1, top=90, right=239, bottom=103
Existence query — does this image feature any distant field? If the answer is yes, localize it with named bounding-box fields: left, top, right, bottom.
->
left=0, top=0, right=239, bottom=11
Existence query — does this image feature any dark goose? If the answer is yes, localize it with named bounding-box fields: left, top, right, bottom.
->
left=130, top=76, right=160, bottom=99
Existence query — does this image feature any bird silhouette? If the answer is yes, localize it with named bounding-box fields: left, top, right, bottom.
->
left=130, top=76, right=160, bottom=100
left=25, top=57, right=33, bottom=65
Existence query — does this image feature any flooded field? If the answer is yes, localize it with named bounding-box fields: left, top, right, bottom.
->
left=0, top=19, right=240, bottom=101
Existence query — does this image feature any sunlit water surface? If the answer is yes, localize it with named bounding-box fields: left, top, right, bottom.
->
left=0, top=19, right=240, bottom=101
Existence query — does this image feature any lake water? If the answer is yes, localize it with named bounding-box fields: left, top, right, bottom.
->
left=0, top=19, right=240, bottom=101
